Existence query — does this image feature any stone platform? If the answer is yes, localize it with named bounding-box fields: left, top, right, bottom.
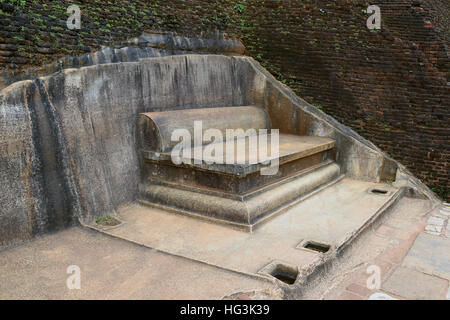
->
left=87, top=178, right=401, bottom=283
left=137, top=105, right=341, bottom=231
left=1, top=192, right=445, bottom=300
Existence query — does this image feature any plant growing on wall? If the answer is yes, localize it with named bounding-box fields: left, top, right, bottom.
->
left=0, top=0, right=26, bottom=8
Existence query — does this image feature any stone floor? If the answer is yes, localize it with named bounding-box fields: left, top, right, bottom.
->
left=0, top=190, right=447, bottom=300
left=87, top=178, right=400, bottom=278
left=309, top=201, right=450, bottom=300
left=0, top=227, right=276, bottom=300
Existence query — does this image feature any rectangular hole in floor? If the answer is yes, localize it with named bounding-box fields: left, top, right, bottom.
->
left=269, top=264, right=298, bottom=285
left=371, top=189, right=388, bottom=195
left=303, top=241, right=331, bottom=253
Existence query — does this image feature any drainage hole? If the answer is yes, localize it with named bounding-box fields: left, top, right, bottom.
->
left=303, top=241, right=331, bottom=253
left=270, top=265, right=298, bottom=285
left=371, top=189, right=388, bottom=195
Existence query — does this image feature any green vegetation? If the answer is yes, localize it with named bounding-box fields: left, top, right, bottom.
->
left=96, top=215, right=116, bottom=224
left=0, top=0, right=26, bottom=8
left=234, top=3, right=245, bottom=13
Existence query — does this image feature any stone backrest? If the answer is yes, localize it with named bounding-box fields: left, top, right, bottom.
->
left=137, top=106, right=270, bottom=153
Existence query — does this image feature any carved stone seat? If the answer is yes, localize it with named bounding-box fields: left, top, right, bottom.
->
left=137, top=106, right=341, bottom=231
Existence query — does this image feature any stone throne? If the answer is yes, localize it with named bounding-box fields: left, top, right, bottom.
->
left=137, top=105, right=340, bottom=232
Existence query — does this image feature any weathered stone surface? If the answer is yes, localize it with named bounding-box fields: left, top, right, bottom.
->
left=88, top=179, right=404, bottom=279
left=0, top=53, right=438, bottom=248
left=403, top=233, right=450, bottom=280
left=427, top=216, right=446, bottom=226
left=0, top=32, right=245, bottom=91
left=0, top=227, right=273, bottom=299
left=0, top=80, right=41, bottom=246
left=139, top=162, right=341, bottom=230
left=425, top=225, right=443, bottom=235
left=138, top=106, right=270, bottom=153
left=382, top=267, right=448, bottom=300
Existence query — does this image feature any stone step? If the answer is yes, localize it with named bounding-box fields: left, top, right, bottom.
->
left=97, top=179, right=402, bottom=277
left=139, top=161, right=342, bottom=231
left=143, top=133, right=335, bottom=177
left=143, top=134, right=335, bottom=195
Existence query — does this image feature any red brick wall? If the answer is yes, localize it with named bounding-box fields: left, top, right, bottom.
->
left=0, top=0, right=448, bottom=199
left=236, top=0, right=449, bottom=199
